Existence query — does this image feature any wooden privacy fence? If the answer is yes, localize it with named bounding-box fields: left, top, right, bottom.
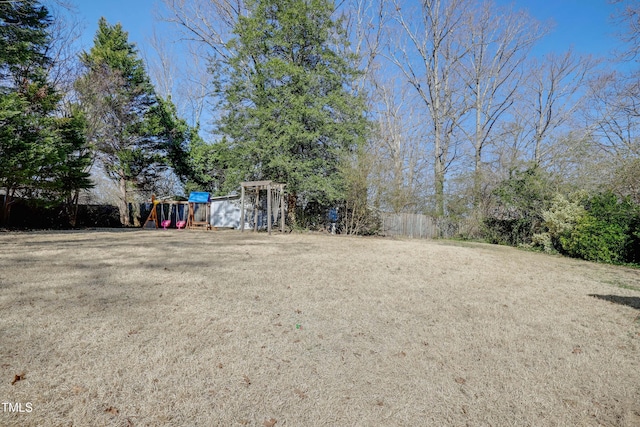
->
left=380, top=212, right=461, bottom=239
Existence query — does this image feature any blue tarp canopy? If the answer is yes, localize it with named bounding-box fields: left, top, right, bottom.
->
left=188, top=192, right=210, bottom=203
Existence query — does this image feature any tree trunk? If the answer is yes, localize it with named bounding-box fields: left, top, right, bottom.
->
left=533, top=134, right=542, bottom=166
left=118, top=175, right=130, bottom=226
left=286, top=192, right=297, bottom=229
left=474, top=91, right=483, bottom=208
left=434, top=159, right=445, bottom=218
left=0, top=188, right=12, bottom=227
left=132, top=198, right=141, bottom=227
left=433, top=120, right=445, bottom=218
left=64, top=189, right=81, bottom=228
left=474, top=145, right=482, bottom=209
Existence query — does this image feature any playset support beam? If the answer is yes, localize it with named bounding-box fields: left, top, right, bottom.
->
left=239, top=181, right=286, bottom=234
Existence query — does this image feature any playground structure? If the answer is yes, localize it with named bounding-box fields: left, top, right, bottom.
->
left=240, top=180, right=286, bottom=234
left=143, top=196, right=189, bottom=230
left=186, top=192, right=211, bottom=230
left=143, top=195, right=201, bottom=230
left=143, top=184, right=286, bottom=233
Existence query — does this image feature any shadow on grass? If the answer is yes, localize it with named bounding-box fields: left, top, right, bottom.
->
left=590, top=294, right=640, bottom=310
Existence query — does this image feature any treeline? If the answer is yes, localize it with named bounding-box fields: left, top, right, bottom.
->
left=1, top=0, right=369, bottom=230
left=156, top=0, right=639, bottom=263
left=1, top=1, right=638, bottom=265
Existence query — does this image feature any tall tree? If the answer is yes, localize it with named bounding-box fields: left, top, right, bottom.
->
left=459, top=1, right=543, bottom=208
left=77, top=18, right=165, bottom=226
left=521, top=50, right=596, bottom=166
left=390, top=0, right=471, bottom=217
left=0, top=0, right=51, bottom=224
left=587, top=71, right=639, bottom=158
left=589, top=1, right=640, bottom=205
left=0, top=0, right=91, bottom=226
left=51, top=107, right=93, bottom=226
left=217, top=0, right=368, bottom=222
left=369, top=79, right=425, bottom=214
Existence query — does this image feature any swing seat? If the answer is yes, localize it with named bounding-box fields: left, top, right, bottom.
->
left=176, top=220, right=186, bottom=229
left=161, top=219, right=171, bottom=230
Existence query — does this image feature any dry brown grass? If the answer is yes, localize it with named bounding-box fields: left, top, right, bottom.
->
left=1, top=229, right=639, bottom=426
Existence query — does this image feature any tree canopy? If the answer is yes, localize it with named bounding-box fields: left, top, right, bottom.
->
left=77, top=18, right=167, bottom=225
left=0, top=0, right=92, bottom=226
left=215, top=0, right=368, bottom=216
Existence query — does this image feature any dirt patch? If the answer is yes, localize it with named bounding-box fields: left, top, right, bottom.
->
left=1, top=230, right=639, bottom=426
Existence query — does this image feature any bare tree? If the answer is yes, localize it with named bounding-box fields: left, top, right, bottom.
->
left=160, top=0, right=245, bottom=62
left=610, top=0, right=640, bottom=62
left=43, top=6, right=83, bottom=96
left=338, top=0, right=387, bottom=90
left=389, top=0, right=471, bottom=217
left=369, top=79, right=427, bottom=213
left=458, top=1, right=544, bottom=206
left=145, top=27, right=176, bottom=100
left=587, top=70, right=639, bottom=157
left=519, top=50, right=597, bottom=166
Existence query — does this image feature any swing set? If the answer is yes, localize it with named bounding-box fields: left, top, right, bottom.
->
left=144, top=186, right=286, bottom=233
left=143, top=195, right=189, bottom=230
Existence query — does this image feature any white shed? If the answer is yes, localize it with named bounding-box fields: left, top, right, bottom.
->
left=210, top=194, right=243, bottom=229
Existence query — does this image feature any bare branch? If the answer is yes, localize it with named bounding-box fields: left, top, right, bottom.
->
left=388, top=0, right=472, bottom=216
left=159, top=0, right=245, bottom=62
left=457, top=0, right=546, bottom=204
left=519, top=49, right=599, bottom=165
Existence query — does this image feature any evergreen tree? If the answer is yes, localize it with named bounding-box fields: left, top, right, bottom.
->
left=77, top=18, right=164, bottom=226
left=143, top=95, right=214, bottom=193
left=0, top=0, right=51, bottom=224
left=0, top=1, right=92, bottom=226
left=217, top=0, right=368, bottom=223
left=0, top=0, right=50, bottom=85
left=51, top=108, right=94, bottom=226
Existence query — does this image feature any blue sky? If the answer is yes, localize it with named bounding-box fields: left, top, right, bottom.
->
left=74, top=0, right=621, bottom=59
left=498, top=0, right=618, bottom=57
left=74, top=0, right=161, bottom=52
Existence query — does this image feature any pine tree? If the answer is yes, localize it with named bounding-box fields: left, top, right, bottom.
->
left=143, top=95, right=210, bottom=192
left=0, top=0, right=50, bottom=86
left=217, top=0, right=368, bottom=224
left=77, top=18, right=163, bottom=226
left=0, top=1, right=92, bottom=226
left=51, top=108, right=94, bottom=226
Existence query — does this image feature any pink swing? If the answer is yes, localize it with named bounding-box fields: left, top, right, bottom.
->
left=176, top=204, right=187, bottom=230
left=160, top=203, right=171, bottom=230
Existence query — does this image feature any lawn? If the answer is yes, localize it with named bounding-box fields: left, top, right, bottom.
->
left=1, top=229, right=639, bottom=426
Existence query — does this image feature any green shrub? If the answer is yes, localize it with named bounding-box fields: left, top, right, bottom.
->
left=560, top=213, right=628, bottom=263
left=483, top=167, right=553, bottom=246
left=559, top=192, right=639, bottom=264
left=533, top=193, right=586, bottom=253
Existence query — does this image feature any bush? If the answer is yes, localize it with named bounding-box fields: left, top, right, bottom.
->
left=483, top=167, right=554, bottom=246
left=483, top=217, right=535, bottom=246
left=559, top=192, right=639, bottom=264
left=532, top=193, right=585, bottom=253
left=560, top=214, right=629, bottom=263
